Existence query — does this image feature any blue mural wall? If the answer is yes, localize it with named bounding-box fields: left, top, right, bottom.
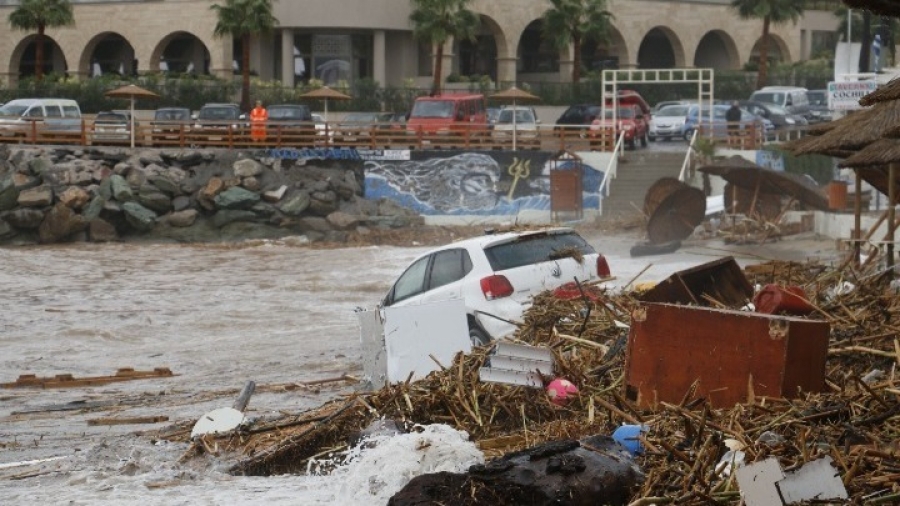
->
left=362, top=150, right=605, bottom=216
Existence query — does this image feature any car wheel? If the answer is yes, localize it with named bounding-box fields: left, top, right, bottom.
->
left=683, top=129, right=694, bottom=142
left=647, top=134, right=656, bottom=142
left=469, top=325, right=490, bottom=347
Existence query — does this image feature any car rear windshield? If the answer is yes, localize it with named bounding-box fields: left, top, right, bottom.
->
left=410, top=100, right=455, bottom=119
left=269, top=107, right=311, bottom=120
left=155, top=109, right=189, bottom=121
left=200, top=107, right=239, bottom=120
left=484, top=232, right=595, bottom=271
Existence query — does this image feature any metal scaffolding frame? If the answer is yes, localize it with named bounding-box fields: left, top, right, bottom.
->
left=601, top=68, right=715, bottom=137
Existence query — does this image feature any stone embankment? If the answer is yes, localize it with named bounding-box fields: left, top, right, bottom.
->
left=0, top=145, right=422, bottom=245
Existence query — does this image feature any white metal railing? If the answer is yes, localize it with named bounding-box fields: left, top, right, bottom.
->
left=598, top=132, right=626, bottom=215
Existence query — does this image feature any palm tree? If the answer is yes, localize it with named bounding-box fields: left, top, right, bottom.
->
left=409, top=0, right=479, bottom=95
left=8, top=0, right=75, bottom=81
left=731, top=0, right=804, bottom=90
left=542, top=0, right=613, bottom=83
left=211, top=0, right=278, bottom=112
left=835, top=10, right=898, bottom=69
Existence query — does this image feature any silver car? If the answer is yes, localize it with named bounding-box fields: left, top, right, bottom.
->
left=648, top=104, right=690, bottom=141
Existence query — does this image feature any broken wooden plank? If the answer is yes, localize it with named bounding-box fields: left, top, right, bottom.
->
left=87, top=415, right=169, bottom=426
left=1, top=367, right=176, bottom=389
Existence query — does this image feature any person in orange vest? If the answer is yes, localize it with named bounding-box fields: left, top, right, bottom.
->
left=250, top=100, right=268, bottom=143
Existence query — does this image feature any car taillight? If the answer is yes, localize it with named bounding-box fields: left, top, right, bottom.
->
left=480, top=275, right=514, bottom=300
left=596, top=255, right=611, bottom=278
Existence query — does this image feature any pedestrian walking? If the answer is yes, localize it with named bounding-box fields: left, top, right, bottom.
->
left=726, top=101, right=742, bottom=147
left=250, top=100, right=268, bottom=143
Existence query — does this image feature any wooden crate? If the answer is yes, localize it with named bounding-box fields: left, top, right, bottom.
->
left=625, top=303, right=829, bottom=408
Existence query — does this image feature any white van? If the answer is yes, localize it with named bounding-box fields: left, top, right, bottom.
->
left=749, top=86, right=810, bottom=119
left=0, top=98, right=83, bottom=136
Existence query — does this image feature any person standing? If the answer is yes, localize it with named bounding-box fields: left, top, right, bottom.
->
left=250, top=100, right=268, bottom=143
left=725, top=101, right=742, bottom=147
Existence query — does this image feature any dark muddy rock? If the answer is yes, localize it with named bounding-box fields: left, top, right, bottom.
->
left=388, top=435, right=642, bottom=506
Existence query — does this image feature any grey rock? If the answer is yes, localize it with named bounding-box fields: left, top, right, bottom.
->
left=88, top=218, right=118, bottom=242
left=148, top=174, right=180, bottom=196
left=308, top=190, right=338, bottom=216
left=98, top=176, right=113, bottom=200
left=122, top=201, right=157, bottom=232
left=299, top=216, right=331, bottom=232
left=5, top=208, right=45, bottom=229
left=137, top=190, right=173, bottom=214
left=214, top=186, right=260, bottom=210
left=82, top=196, right=106, bottom=221
left=172, top=195, right=192, bottom=212
left=27, top=157, right=52, bottom=176
left=110, top=174, right=134, bottom=202
left=0, top=219, right=14, bottom=239
left=263, top=185, right=287, bottom=202
left=326, top=211, right=359, bottom=230
left=38, top=203, right=88, bottom=243
left=12, top=172, right=41, bottom=191
left=124, top=167, right=147, bottom=188
left=212, top=209, right=257, bottom=228
left=0, top=177, right=19, bottom=211
left=59, top=186, right=91, bottom=210
left=18, top=185, right=53, bottom=207
left=233, top=158, right=264, bottom=178
left=242, top=176, right=260, bottom=192
left=168, top=209, right=198, bottom=227
left=279, top=191, right=311, bottom=216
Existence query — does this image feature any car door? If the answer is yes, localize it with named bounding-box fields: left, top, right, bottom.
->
left=385, top=248, right=469, bottom=308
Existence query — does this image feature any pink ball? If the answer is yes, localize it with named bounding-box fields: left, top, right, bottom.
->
left=546, top=378, right=579, bottom=405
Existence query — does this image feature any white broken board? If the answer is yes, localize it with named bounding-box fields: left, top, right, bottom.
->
left=383, top=299, right=470, bottom=383
left=479, top=341, right=554, bottom=388
left=191, top=407, right=246, bottom=438
left=736, top=456, right=847, bottom=506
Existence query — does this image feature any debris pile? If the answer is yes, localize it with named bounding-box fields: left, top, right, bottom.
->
left=167, top=259, right=899, bottom=504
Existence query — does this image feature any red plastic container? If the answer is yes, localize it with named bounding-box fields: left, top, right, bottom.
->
left=753, top=284, right=815, bottom=316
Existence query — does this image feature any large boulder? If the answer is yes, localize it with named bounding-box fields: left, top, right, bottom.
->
left=212, top=209, right=257, bottom=228
left=122, top=201, right=157, bottom=232
left=82, top=196, right=106, bottom=221
left=0, top=177, right=19, bottom=211
left=88, top=218, right=118, bottom=242
left=233, top=158, right=264, bottom=177
left=59, top=186, right=91, bottom=210
left=308, top=190, right=338, bottom=216
left=38, top=203, right=88, bottom=243
left=167, top=209, right=198, bottom=228
left=326, top=211, right=359, bottom=230
left=110, top=174, right=134, bottom=202
left=5, top=208, right=45, bottom=229
left=18, top=186, right=53, bottom=207
left=279, top=191, right=310, bottom=216
left=214, top=186, right=260, bottom=210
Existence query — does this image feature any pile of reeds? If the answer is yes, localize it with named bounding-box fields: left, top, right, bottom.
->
left=175, top=259, right=899, bottom=503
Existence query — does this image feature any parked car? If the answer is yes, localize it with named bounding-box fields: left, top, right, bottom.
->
left=311, top=113, right=328, bottom=139
left=92, top=111, right=133, bottom=143
left=749, top=86, right=811, bottom=122
left=193, top=103, right=245, bottom=140
left=648, top=104, right=690, bottom=142
left=681, top=104, right=769, bottom=141
left=738, top=100, right=808, bottom=129
left=652, top=99, right=692, bottom=113
left=0, top=98, right=82, bottom=137
left=805, top=89, right=833, bottom=123
left=554, top=103, right=601, bottom=133
left=380, top=228, right=612, bottom=345
left=590, top=103, right=649, bottom=148
left=332, top=111, right=397, bottom=142
left=266, top=104, right=315, bottom=140
left=150, top=107, right=192, bottom=143
left=491, top=106, right=540, bottom=147
left=487, top=107, right=501, bottom=129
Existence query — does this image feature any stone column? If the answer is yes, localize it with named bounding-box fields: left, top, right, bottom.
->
left=281, top=29, right=295, bottom=87
left=373, top=30, right=386, bottom=86
left=496, top=57, right=517, bottom=86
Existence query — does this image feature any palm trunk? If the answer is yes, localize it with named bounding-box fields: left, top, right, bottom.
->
left=432, top=42, right=444, bottom=96
left=36, top=25, right=46, bottom=81
left=756, top=16, right=770, bottom=89
left=859, top=10, right=871, bottom=72
left=572, top=33, right=582, bottom=84
left=241, top=34, right=251, bottom=113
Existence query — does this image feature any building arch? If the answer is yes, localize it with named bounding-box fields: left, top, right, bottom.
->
left=580, top=25, right=628, bottom=72
left=8, top=35, right=69, bottom=79
left=750, top=33, right=792, bottom=66
left=79, top=32, right=136, bottom=77
left=637, top=26, right=685, bottom=68
left=456, top=14, right=505, bottom=81
left=517, top=19, right=559, bottom=77
left=150, top=31, right=212, bottom=74
left=693, top=30, right=740, bottom=70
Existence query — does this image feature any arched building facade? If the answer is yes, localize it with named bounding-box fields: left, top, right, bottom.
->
left=0, top=0, right=840, bottom=89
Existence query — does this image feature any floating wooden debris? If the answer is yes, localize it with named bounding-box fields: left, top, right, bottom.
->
left=1, top=367, right=176, bottom=389
left=87, top=415, right=169, bottom=426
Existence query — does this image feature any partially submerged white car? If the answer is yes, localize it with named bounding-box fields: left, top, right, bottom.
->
left=381, top=228, right=612, bottom=345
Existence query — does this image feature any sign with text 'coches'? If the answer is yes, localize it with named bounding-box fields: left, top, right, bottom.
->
left=827, top=80, right=877, bottom=111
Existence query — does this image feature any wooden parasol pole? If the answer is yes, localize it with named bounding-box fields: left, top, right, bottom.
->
left=889, top=163, right=896, bottom=274
left=854, top=169, right=862, bottom=266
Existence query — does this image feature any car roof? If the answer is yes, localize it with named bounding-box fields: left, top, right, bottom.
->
left=423, top=227, right=580, bottom=253
left=201, top=103, right=239, bottom=108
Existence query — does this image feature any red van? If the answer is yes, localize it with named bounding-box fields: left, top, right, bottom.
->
left=406, top=93, right=488, bottom=138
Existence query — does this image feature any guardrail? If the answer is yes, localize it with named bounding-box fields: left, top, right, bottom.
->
left=0, top=119, right=623, bottom=152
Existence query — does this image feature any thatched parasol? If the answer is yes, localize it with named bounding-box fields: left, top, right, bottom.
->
left=298, top=86, right=352, bottom=121
left=698, top=155, right=829, bottom=211
left=789, top=101, right=900, bottom=156
left=859, top=77, right=900, bottom=106
left=642, top=177, right=706, bottom=244
left=491, top=86, right=540, bottom=150
left=839, top=139, right=900, bottom=198
left=105, top=84, right=160, bottom=148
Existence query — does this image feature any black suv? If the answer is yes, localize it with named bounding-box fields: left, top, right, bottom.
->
left=554, top=104, right=601, bottom=131
left=267, top=104, right=315, bottom=143
left=193, top=103, right=245, bottom=140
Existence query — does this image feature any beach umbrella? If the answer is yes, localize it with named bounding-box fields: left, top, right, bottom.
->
left=105, top=84, right=159, bottom=148
left=298, top=86, right=352, bottom=122
left=642, top=177, right=706, bottom=244
left=860, top=77, right=900, bottom=107
left=491, top=86, right=540, bottom=150
left=698, top=155, right=829, bottom=211
left=788, top=101, right=900, bottom=157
